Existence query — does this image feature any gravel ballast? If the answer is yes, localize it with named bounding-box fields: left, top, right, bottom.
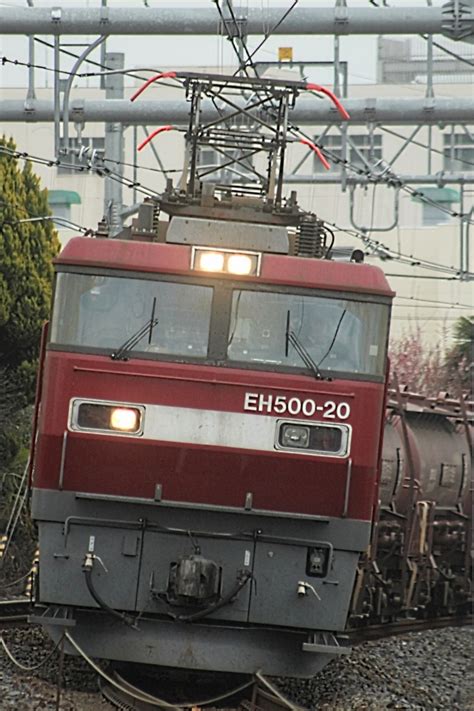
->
left=0, top=624, right=472, bottom=709
left=278, top=626, right=474, bottom=710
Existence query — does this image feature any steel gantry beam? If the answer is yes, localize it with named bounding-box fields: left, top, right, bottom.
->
left=1, top=97, right=473, bottom=125
left=0, top=4, right=473, bottom=39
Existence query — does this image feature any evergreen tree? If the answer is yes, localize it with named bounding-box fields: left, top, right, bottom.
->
left=445, top=315, right=473, bottom=393
left=0, top=136, right=60, bottom=407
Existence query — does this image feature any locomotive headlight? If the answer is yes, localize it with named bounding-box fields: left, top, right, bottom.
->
left=276, top=421, right=350, bottom=456
left=110, top=407, right=140, bottom=432
left=72, top=400, right=144, bottom=436
left=280, top=424, right=310, bottom=448
left=227, top=254, right=254, bottom=275
left=195, top=250, right=225, bottom=273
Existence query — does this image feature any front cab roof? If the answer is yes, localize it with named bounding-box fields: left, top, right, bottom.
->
left=55, top=236, right=395, bottom=299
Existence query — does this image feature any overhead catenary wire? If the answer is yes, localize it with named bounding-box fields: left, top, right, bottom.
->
left=393, top=303, right=472, bottom=310
left=2, top=16, right=472, bottom=272
left=391, top=314, right=470, bottom=320
left=379, top=126, right=474, bottom=170
left=2, top=53, right=473, bottom=190
left=0, top=144, right=161, bottom=201
left=1, top=54, right=182, bottom=92
left=15, top=215, right=95, bottom=234
left=326, top=218, right=473, bottom=279
left=394, top=295, right=472, bottom=309
left=214, top=0, right=251, bottom=78
left=294, top=128, right=474, bottom=224
left=4, top=49, right=473, bottom=180
left=3, top=139, right=469, bottom=280
left=5, top=140, right=467, bottom=279
left=385, top=273, right=463, bottom=281
left=0, top=213, right=97, bottom=236
left=33, top=37, right=176, bottom=88
left=4, top=140, right=474, bottom=279
left=191, top=9, right=473, bottom=224
left=102, top=155, right=181, bottom=175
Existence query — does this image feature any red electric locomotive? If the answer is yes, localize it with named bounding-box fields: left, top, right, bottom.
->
left=29, top=74, right=394, bottom=678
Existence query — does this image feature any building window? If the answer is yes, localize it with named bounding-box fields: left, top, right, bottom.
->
left=58, top=137, right=105, bottom=175
left=443, top=132, right=474, bottom=171
left=313, top=133, right=383, bottom=173
left=47, top=189, right=82, bottom=229
left=421, top=203, right=452, bottom=226
left=412, top=186, right=458, bottom=227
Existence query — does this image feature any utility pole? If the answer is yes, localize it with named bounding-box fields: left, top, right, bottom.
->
left=103, top=52, right=125, bottom=236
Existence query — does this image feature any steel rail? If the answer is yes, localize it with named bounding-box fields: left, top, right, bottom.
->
left=347, top=613, right=473, bottom=645
left=0, top=598, right=31, bottom=629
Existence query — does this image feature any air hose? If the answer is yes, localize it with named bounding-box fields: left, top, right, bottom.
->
left=82, top=554, right=137, bottom=629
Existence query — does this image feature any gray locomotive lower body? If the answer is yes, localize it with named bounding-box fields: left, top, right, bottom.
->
left=32, top=489, right=371, bottom=677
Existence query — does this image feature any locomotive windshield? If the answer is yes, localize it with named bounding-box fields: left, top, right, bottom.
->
left=50, top=270, right=389, bottom=379
left=50, top=272, right=213, bottom=358
left=227, top=290, right=388, bottom=377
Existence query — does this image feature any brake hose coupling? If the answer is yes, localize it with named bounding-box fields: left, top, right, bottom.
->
left=82, top=553, right=94, bottom=570
left=297, top=581, right=321, bottom=600
left=82, top=553, right=108, bottom=573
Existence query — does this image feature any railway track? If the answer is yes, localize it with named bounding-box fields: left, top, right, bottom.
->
left=97, top=614, right=472, bottom=711
left=99, top=670, right=302, bottom=711
left=347, top=612, right=473, bottom=644
left=0, top=598, right=31, bottom=629
left=0, top=603, right=470, bottom=710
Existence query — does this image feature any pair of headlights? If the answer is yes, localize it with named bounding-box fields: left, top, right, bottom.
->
left=192, top=248, right=260, bottom=276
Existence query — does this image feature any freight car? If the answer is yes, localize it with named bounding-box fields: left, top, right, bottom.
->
left=28, top=73, right=471, bottom=682
left=350, top=390, right=472, bottom=625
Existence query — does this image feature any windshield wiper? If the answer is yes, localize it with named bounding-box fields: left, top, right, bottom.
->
left=285, top=311, right=325, bottom=381
left=111, top=298, right=159, bottom=361
left=317, top=309, right=347, bottom=368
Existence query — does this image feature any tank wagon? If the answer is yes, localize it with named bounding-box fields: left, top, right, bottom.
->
left=350, top=390, right=472, bottom=624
